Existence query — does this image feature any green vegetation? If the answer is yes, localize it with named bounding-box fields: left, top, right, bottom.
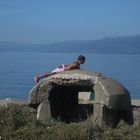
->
left=0, top=104, right=140, bottom=140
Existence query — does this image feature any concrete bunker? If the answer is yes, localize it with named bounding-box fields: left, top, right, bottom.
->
left=29, top=70, right=133, bottom=127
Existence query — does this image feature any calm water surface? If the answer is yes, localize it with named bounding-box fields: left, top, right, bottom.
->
left=0, top=52, right=139, bottom=99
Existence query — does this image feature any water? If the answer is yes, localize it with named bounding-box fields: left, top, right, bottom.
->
left=0, top=52, right=140, bottom=99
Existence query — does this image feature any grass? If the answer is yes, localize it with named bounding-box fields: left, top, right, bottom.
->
left=0, top=104, right=140, bottom=140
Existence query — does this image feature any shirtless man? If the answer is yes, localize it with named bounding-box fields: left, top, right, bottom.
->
left=34, top=55, right=86, bottom=83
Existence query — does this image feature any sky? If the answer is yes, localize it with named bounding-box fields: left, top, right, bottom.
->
left=0, top=0, right=140, bottom=43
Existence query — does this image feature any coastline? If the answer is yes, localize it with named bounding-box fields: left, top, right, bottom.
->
left=0, top=98, right=28, bottom=106
left=131, top=99, right=140, bottom=106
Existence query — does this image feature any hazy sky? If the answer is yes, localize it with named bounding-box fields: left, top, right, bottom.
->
left=0, top=0, right=140, bottom=43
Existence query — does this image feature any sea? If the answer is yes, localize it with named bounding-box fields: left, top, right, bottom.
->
left=0, top=51, right=140, bottom=99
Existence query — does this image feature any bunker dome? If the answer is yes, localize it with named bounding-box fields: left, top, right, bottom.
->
left=28, top=70, right=132, bottom=126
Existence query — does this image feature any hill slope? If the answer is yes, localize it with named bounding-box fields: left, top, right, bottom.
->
left=0, top=35, right=140, bottom=54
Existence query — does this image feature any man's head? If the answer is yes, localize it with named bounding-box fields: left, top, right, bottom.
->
left=77, top=55, right=86, bottom=64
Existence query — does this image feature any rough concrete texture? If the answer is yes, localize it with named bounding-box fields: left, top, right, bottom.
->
left=28, top=70, right=132, bottom=126
left=37, top=100, right=51, bottom=121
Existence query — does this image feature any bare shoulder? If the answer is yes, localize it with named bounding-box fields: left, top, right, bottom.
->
left=65, top=62, right=79, bottom=70
left=67, top=62, right=78, bottom=67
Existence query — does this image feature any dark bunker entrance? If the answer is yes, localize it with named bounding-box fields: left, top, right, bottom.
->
left=48, top=84, right=94, bottom=122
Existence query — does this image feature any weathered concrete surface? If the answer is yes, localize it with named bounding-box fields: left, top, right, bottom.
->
left=37, top=100, right=51, bottom=121
left=94, top=76, right=131, bottom=111
left=28, top=70, right=132, bottom=126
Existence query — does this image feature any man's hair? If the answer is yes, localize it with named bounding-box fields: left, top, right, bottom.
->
left=77, top=55, right=86, bottom=61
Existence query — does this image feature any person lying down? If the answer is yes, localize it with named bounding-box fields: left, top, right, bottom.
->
left=34, top=55, right=86, bottom=83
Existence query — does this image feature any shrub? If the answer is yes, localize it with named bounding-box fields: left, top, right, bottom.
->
left=0, top=105, right=140, bottom=140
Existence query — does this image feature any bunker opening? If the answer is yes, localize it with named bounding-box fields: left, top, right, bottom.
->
left=48, top=84, right=95, bottom=122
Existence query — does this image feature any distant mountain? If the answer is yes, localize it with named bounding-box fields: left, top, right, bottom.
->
left=0, top=35, right=140, bottom=54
